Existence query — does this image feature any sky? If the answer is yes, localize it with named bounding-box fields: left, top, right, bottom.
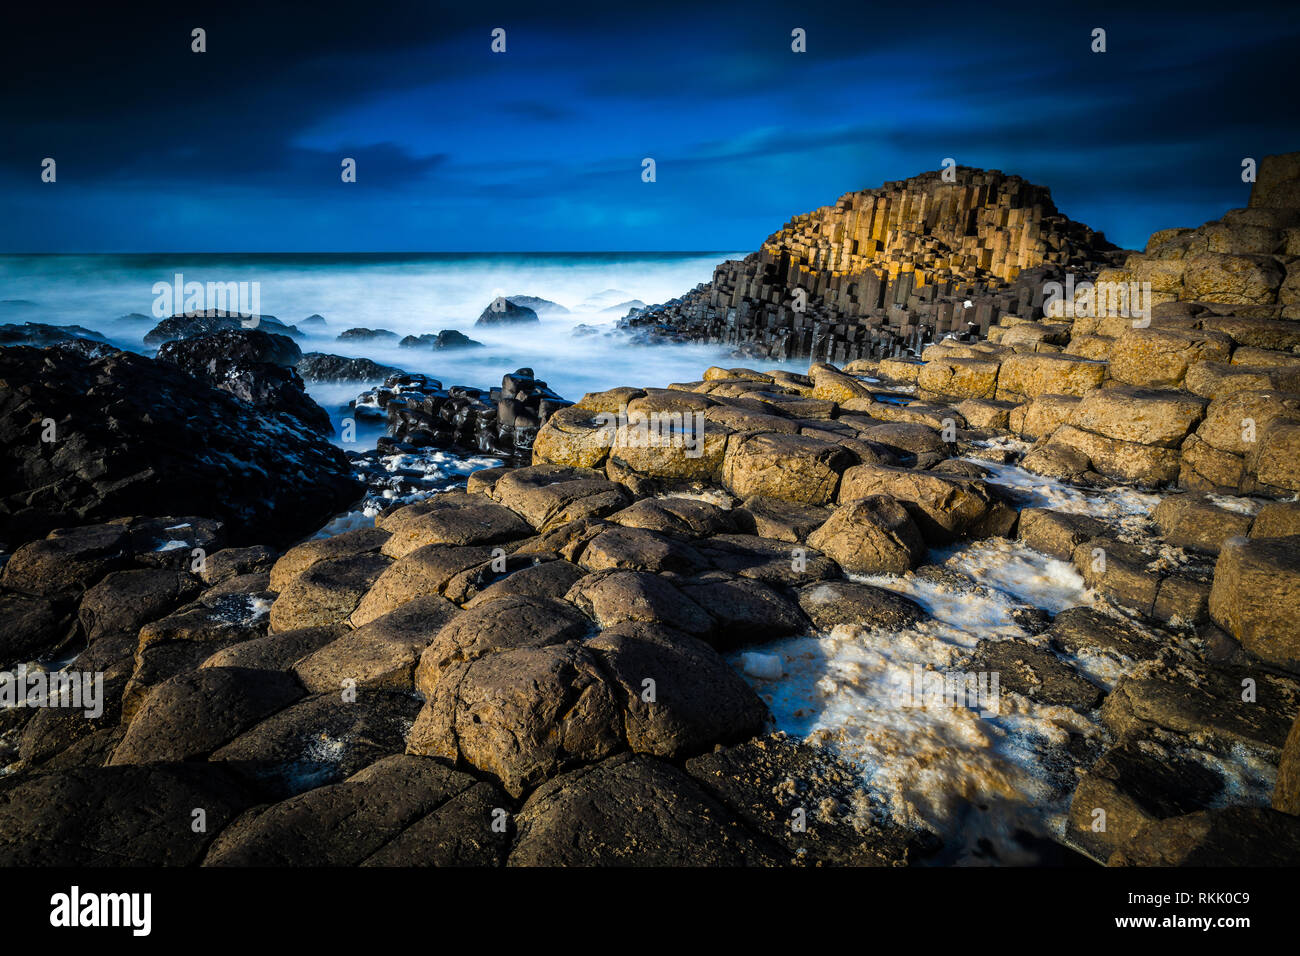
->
left=1, top=0, right=1297, bottom=253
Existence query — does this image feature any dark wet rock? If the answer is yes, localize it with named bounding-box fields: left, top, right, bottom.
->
left=1108, top=806, right=1300, bottom=866
left=678, top=576, right=809, bottom=646
left=506, top=295, right=568, bottom=315
left=795, top=580, right=927, bottom=631
left=0, top=322, right=116, bottom=358
left=1047, top=606, right=1159, bottom=662
left=109, top=667, right=305, bottom=765
left=1067, top=737, right=1231, bottom=861
left=156, top=329, right=331, bottom=434
left=210, top=691, right=421, bottom=799
left=78, top=567, right=200, bottom=643
left=733, top=496, right=830, bottom=542
left=0, top=348, right=360, bottom=548
left=0, top=590, right=73, bottom=667
left=204, top=754, right=507, bottom=866
left=0, top=763, right=257, bottom=866
left=337, top=327, right=398, bottom=342
left=16, top=633, right=135, bottom=766
left=398, top=330, right=483, bottom=350
left=199, top=545, right=277, bottom=586
left=300, top=314, right=327, bottom=328
left=123, top=591, right=274, bottom=720
left=144, top=312, right=301, bottom=345
left=201, top=624, right=347, bottom=672
left=694, top=533, right=840, bottom=586
left=295, top=352, right=404, bottom=383
left=475, top=298, right=539, bottom=326
left=685, top=733, right=921, bottom=866
left=361, top=778, right=510, bottom=866
left=1100, top=661, right=1300, bottom=756
left=965, top=638, right=1104, bottom=709
left=508, top=753, right=779, bottom=866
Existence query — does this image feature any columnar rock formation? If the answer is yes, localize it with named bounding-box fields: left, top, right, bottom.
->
left=5, top=158, right=1300, bottom=868
left=621, top=167, right=1122, bottom=363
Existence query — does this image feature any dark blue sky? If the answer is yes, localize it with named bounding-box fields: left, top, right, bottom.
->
left=2, top=0, right=1296, bottom=253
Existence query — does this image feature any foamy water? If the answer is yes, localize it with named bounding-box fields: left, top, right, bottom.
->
left=1, top=252, right=810, bottom=444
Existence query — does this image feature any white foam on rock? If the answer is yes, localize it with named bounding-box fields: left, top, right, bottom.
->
left=732, top=537, right=1104, bottom=864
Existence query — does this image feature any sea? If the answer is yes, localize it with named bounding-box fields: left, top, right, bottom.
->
left=0, top=251, right=809, bottom=447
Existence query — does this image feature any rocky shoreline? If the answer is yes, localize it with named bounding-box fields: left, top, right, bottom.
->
left=2, top=156, right=1300, bottom=867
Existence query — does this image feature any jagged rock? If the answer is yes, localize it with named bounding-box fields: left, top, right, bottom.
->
left=0, top=348, right=359, bottom=548
left=1100, top=662, right=1299, bottom=755
left=295, top=352, right=404, bottom=382
left=143, top=312, right=301, bottom=345
left=475, top=299, right=539, bottom=326
left=398, top=330, right=484, bottom=350
left=620, top=167, right=1117, bottom=365
left=685, top=734, right=921, bottom=866
left=78, top=567, right=200, bottom=642
left=337, top=327, right=398, bottom=342
left=1275, top=713, right=1300, bottom=815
